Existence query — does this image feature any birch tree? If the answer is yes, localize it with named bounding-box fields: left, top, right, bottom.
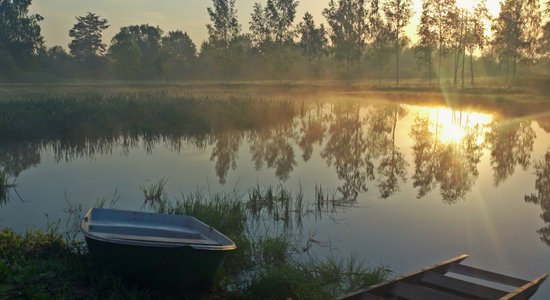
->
left=415, top=0, right=437, bottom=85
left=323, top=0, right=369, bottom=82
left=207, top=0, right=241, bottom=80
left=383, top=0, right=413, bottom=85
left=492, top=0, right=542, bottom=81
left=297, top=12, right=328, bottom=83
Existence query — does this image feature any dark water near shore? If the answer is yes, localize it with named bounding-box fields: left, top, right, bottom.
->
left=1, top=95, right=550, bottom=297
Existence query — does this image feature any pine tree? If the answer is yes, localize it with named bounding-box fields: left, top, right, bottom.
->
left=69, top=13, right=109, bottom=62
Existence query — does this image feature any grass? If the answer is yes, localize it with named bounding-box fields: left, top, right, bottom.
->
left=0, top=183, right=391, bottom=300
left=0, top=169, right=18, bottom=207
left=0, top=91, right=298, bottom=142
left=139, top=181, right=390, bottom=299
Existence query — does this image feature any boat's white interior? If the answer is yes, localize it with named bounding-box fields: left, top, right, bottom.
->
left=89, top=223, right=204, bottom=240
left=82, top=208, right=236, bottom=249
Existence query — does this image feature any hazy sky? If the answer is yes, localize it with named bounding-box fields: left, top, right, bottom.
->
left=30, top=0, right=506, bottom=50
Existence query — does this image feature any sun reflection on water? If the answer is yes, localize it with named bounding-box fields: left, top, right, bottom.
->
left=418, top=107, right=494, bottom=144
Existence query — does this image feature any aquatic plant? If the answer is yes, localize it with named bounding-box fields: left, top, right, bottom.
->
left=0, top=169, right=18, bottom=207
left=140, top=177, right=169, bottom=211
left=140, top=184, right=390, bottom=299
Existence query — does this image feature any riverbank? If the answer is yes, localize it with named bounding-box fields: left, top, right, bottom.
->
left=1, top=77, right=549, bottom=102
left=0, top=186, right=389, bottom=299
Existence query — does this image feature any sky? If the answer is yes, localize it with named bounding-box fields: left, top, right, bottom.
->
left=29, top=0, right=509, bottom=50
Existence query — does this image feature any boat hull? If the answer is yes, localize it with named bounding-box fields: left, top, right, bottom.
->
left=85, top=235, right=230, bottom=291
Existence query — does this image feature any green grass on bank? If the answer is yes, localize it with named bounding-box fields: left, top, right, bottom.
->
left=0, top=185, right=390, bottom=300
left=0, top=76, right=549, bottom=102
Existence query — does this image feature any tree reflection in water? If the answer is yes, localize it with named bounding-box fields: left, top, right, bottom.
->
left=210, top=131, right=243, bottom=184
left=4, top=96, right=550, bottom=246
left=525, top=150, right=550, bottom=246
left=0, top=143, right=41, bottom=177
left=370, top=105, right=408, bottom=199
left=409, top=111, right=485, bottom=204
left=321, top=103, right=369, bottom=202
left=297, top=107, right=325, bottom=162
left=248, top=124, right=297, bottom=182
left=486, top=120, right=535, bottom=186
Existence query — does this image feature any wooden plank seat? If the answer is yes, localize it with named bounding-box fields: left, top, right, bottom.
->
left=336, top=254, right=548, bottom=300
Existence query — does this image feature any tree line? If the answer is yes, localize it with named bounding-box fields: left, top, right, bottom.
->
left=1, top=0, right=549, bottom=84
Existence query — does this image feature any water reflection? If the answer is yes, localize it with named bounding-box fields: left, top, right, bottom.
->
left=486, top=121, right=535, bottom=186
left=297, top=110, right=325, bottom=162
left=249, top=124, right=296, bottom=182
left=409, top=110, right=486, bottom=203
left=3, top=97, right=550, bottom=245
left=321, top=104, right=369, bottom=201
left=525, top=149, right=550, bottom=246
left=0, top=142, right=41, bottom=177
left=210, top=131, right=242, bottom=184
left=370, top=105, right=408, bottom=199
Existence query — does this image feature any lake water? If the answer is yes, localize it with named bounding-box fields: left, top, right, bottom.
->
left=1, top=95, right=549, bottom=298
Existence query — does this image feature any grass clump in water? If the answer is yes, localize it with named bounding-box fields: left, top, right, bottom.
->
left=0, top=183, right=390, bottom=299
left=0, top=169, right=18, bottom=207
left=142, top=183, right=391, bottom=299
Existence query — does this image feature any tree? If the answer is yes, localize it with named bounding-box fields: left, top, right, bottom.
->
left=249, top=3, right=271, bottom=78
left=265, top=0, right=299, bottom=78
left=540, top=1, right=550, bottom=56
left=368, top=0, right=392, bottom=86
left=109, top=25, right=162, bottom=78
left=68, top=13, right=109, bottom=62
left=297, top=12, right=328, bottom=83
left=0, top=0, right=44, bottom=68
left=161, top=31, right=197, bottom=79
left=323, top=0, right=369, bottom=82
left=464, top=0, right=490, bottom=86
left=492, top=0, right=542, bottom=81
left=451, top=7, right=465, bottom=87
left=543, top=23, right=550, bottom=57
left=383, top=0, right=413, bottom=85
left=250, top=3, right=271, bottom=51
left=421, top=0, right=456, bottom=85
left=207, top=0, right=241, bottom=80
left=415, top=0, right=437, bottom=85
left=108, top=31, right=141, bottom=79
left=40, top=45, right=73, bottom=77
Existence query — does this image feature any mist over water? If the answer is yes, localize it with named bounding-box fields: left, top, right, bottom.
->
left=1, top=94, right=550, bottom=297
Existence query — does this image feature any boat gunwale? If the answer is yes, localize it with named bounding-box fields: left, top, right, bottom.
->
left=80, top=208, right=237, bottom=251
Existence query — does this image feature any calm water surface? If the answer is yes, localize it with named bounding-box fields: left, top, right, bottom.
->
left=1, top=97, right=550, bottom=297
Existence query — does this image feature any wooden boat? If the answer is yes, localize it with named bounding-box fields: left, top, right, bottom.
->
left=338, top=254, right=547, bottom=300
left=80, top=208, right=236, bottom=291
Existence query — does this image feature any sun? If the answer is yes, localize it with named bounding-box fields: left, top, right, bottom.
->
left=455, top=0, right=501, bottom=16
left=419, top=107, right=494, bottom=144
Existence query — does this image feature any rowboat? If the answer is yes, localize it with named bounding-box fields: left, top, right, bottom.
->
left=80, top=208, right=236, bottom=291
left=338, top=254, right=547, bottom=300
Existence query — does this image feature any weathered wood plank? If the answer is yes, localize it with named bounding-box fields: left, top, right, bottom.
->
left=500, top=274, right=548, bottom=300
left=359, top=293, right=388, bottom=300
left=448, top=264, right=529, bottom=287
left=367, top=254, right=469, bottom=293
left=421, top=271, right=508, bottom=299
left=335, top=288, right=370, bottom=300
left=336, top=255, right=469, bottom=300
left=390, top=281, right=469, bottom=300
